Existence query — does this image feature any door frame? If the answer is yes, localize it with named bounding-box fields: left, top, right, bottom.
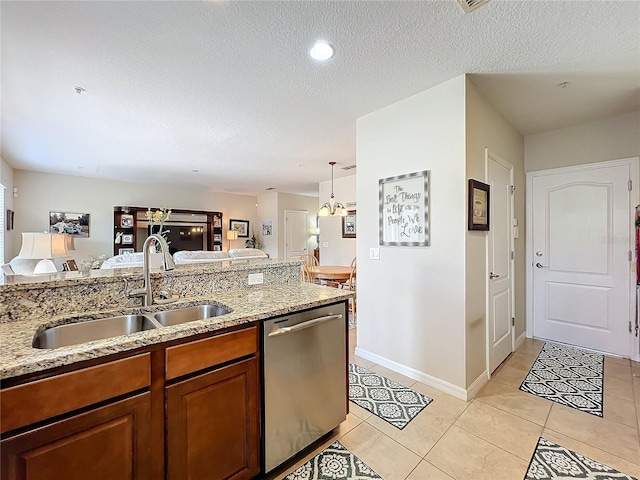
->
left=526, top=157, right=640, bottom=360
left=485, top=149, right=516, bottom=376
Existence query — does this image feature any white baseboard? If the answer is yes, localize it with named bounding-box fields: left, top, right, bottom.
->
left=515, top=331, right=527, bottom=351
left=355, top=346, right=479, bottom=401
left=465, top=370, right=489, bottom=400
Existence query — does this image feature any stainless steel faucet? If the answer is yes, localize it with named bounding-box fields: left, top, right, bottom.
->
left=125, top=234, right=176, bottom=306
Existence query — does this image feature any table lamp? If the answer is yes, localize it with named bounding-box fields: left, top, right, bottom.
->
left=17, top=232, right=69, bottom=274
left=227, top=230, right=238, bottom=252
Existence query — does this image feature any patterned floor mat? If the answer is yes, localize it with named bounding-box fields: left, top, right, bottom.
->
left=524, top=437, right=637, bottom=479
left=519, top=342, right=603, bottom=417
left=284, top=441, right=382, bottom=480
left=348, top=363, right=432, bottom=429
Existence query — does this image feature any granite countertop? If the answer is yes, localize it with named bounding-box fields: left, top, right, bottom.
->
left=0, top=283, right=353, bottom=381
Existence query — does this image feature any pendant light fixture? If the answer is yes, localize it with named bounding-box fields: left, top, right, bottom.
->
left=318, top=162, right=347, bottom=217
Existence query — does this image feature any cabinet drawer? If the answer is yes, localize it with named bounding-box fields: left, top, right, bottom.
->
left=166, top=326, right=258, bottom=380
left=1, top=353, right=150, bottom=435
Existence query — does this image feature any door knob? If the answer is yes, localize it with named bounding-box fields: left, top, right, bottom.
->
left=489, top=272, right=500, bottom=279
left=535, top=262, right=548, bottom=268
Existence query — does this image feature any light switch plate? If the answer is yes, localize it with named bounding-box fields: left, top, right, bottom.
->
left=322, top=242, right=329, bottom=248
left=369, top=248, right=380, bottom=260
left=248, top=273, right=264, bottom=285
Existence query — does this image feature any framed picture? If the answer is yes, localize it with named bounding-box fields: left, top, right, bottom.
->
left=49, top=211, right=90, bottom=237
left=213, top=216, right=222, bottom=228
left=119, top=248, right=134, bottom=255
left=379, top=170, right=430, bottom=246
left=468, top=179, right=490, bottom=231
left=121, top=234, right=134, bottom=244
left=229, top=219, right=249, bottom=238
left=262, top=221, right=272, bottom=236
left=120, top=214, right=134, bottom=228
left=62, top=259, right=79, bottom=272
left=342, top=210, right=356, bottom=238
left=213, top=233, right=222, bottom=242
left=6, top=209, right=14, bottom=231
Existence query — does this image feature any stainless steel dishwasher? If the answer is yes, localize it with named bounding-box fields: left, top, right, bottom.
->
left=263, top=302, right=347, bottom=473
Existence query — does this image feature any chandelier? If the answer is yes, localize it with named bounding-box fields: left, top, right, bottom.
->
left=318, top=162, right=347, bottom=217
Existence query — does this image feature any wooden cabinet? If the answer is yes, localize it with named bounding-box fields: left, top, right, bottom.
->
left=113, top=207, right=224, bottom=255
left=1, top=394, right=151, bottom=480
left=165, top=325, right=260, bottom=480
left=166, top=358, right=259, bottom=480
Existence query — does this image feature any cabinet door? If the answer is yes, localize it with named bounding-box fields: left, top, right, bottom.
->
left=1, top=393, right=151, bottom=480
left=166, top=357, right=259, bottom=480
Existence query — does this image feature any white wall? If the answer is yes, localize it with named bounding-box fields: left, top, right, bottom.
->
left=465, top=78, right=525, bottom=385
left=318, top=174, right=356, bottom=266
left=1, top=158, right=15, bottom=262
left=525, top=111, right=640, bottom=172
left=356, top=75, right=467, bottom=389
left=11, top=170, right=258, bottom=265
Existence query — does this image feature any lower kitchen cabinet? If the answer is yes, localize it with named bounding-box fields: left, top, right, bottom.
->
left=166, top=357, right=260, bottom=480
left=0, top=393, right=151, bottom=480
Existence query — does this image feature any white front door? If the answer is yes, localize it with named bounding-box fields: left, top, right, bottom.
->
left=487, top=155, right=514, bottom=373
left=285, top=210, right=308, bottom=259
left=530, top=162, right=633, bottom=356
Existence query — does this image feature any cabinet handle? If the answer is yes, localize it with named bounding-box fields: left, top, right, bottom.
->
left=267, top=314, right=343, bottom=337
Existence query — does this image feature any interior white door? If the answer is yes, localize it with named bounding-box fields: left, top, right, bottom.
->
left=532, top=164, right=632, bottom=356
left=285, top=210, right=308, bottom=259
left=488, top=156, right=514, bottom=373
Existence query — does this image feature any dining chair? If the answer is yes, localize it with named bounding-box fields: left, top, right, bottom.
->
left=297, top=254, right=319, bottom=283
left=339, top=257, right=356, bottom=290
left=346, top=264, right=356, bottom=317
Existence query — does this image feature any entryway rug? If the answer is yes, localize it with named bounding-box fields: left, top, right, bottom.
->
left=284, top=441, right=382, bottom=480
left=348, top=363, right=432, bottom=429
left=524, top=437, right=637, bottom=480
left=519, top=342, right=604, bottom=417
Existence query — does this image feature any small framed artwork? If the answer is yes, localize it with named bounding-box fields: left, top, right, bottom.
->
left=468, top=179, right=490, bottom=231
left=62, top=259, right=79, bottom=272
left=262, top=221, right=272, bottom=236
left=342, top=210, right=356, bottom=238
left=120, top=214, right=134, bottom=228
left=213, top=233, right=222, bottom=242
left=6, top=209, right=14, bottom=230
left=121, top=233, right=134, bottom=244
left=213, top=245, right=222, bottom=251
left=213, top=216, right=222, bottom=228
left=119, top=248, right=134, bottom=255
left=49, top=211, right=90, bottom=237
left=229, top=219, right=249, bottom=238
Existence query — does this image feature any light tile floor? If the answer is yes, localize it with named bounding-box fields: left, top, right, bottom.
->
left=271, top=329, right=640, bottom=480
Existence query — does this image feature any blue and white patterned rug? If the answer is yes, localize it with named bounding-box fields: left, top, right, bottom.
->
left=348, top=364, right=432, bottom=429
left=525, top=437, right=637, bottom=479
left=284, top=441, right=382, bottom=480
left=519, top=343, right=604, bottom=417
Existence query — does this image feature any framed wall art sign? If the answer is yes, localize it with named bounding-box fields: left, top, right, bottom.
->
left=379, top=170, right=430, bottom=246
left=49, top=211, right=90, bottom=237
left=468, top=179, right=490, bottom=231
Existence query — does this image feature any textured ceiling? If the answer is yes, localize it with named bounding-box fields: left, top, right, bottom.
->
left=1, top=1, right=639, bottom=196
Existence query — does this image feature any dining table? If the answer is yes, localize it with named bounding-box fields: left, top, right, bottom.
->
left=307, top=265, right=353, bottom=286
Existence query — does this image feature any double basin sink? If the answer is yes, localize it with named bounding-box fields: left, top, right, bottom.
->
left=32, top=304, right=231, bottom=350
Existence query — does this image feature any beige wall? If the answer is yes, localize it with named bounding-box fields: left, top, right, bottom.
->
left=318, top=174, right=356, bottom=266
left=1, top=158, right=16, bottom=262
left=10, top=170, right=258, bottom=265
left=525, top=111, right=640, bottom=172
left=356, top=75, right=467, bottom=389
left=465, top=78, right=525, bottom=386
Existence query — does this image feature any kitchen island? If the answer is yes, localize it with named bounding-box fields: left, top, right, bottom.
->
left=0, top=260, right=353, bottom=480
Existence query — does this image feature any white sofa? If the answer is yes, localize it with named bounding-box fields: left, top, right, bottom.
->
left=172, top=249, right=268, bottom=265
left=100, top=252, right=145, bottom=269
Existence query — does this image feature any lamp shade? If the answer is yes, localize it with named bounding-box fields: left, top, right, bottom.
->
left=17, top=233, right=69, bottom=274
left=227, top=230, right=238, bottom=241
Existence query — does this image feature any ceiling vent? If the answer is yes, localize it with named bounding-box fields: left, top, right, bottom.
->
left=456, top=0, right=489, bottom=13
left=341, top=164, right=356, bottom=171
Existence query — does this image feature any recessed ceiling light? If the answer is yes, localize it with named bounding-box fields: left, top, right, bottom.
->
left=309, top=41, right=334, bottom=61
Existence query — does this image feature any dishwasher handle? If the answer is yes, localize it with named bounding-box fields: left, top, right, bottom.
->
left=267, top=314, right=343, bottom=337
